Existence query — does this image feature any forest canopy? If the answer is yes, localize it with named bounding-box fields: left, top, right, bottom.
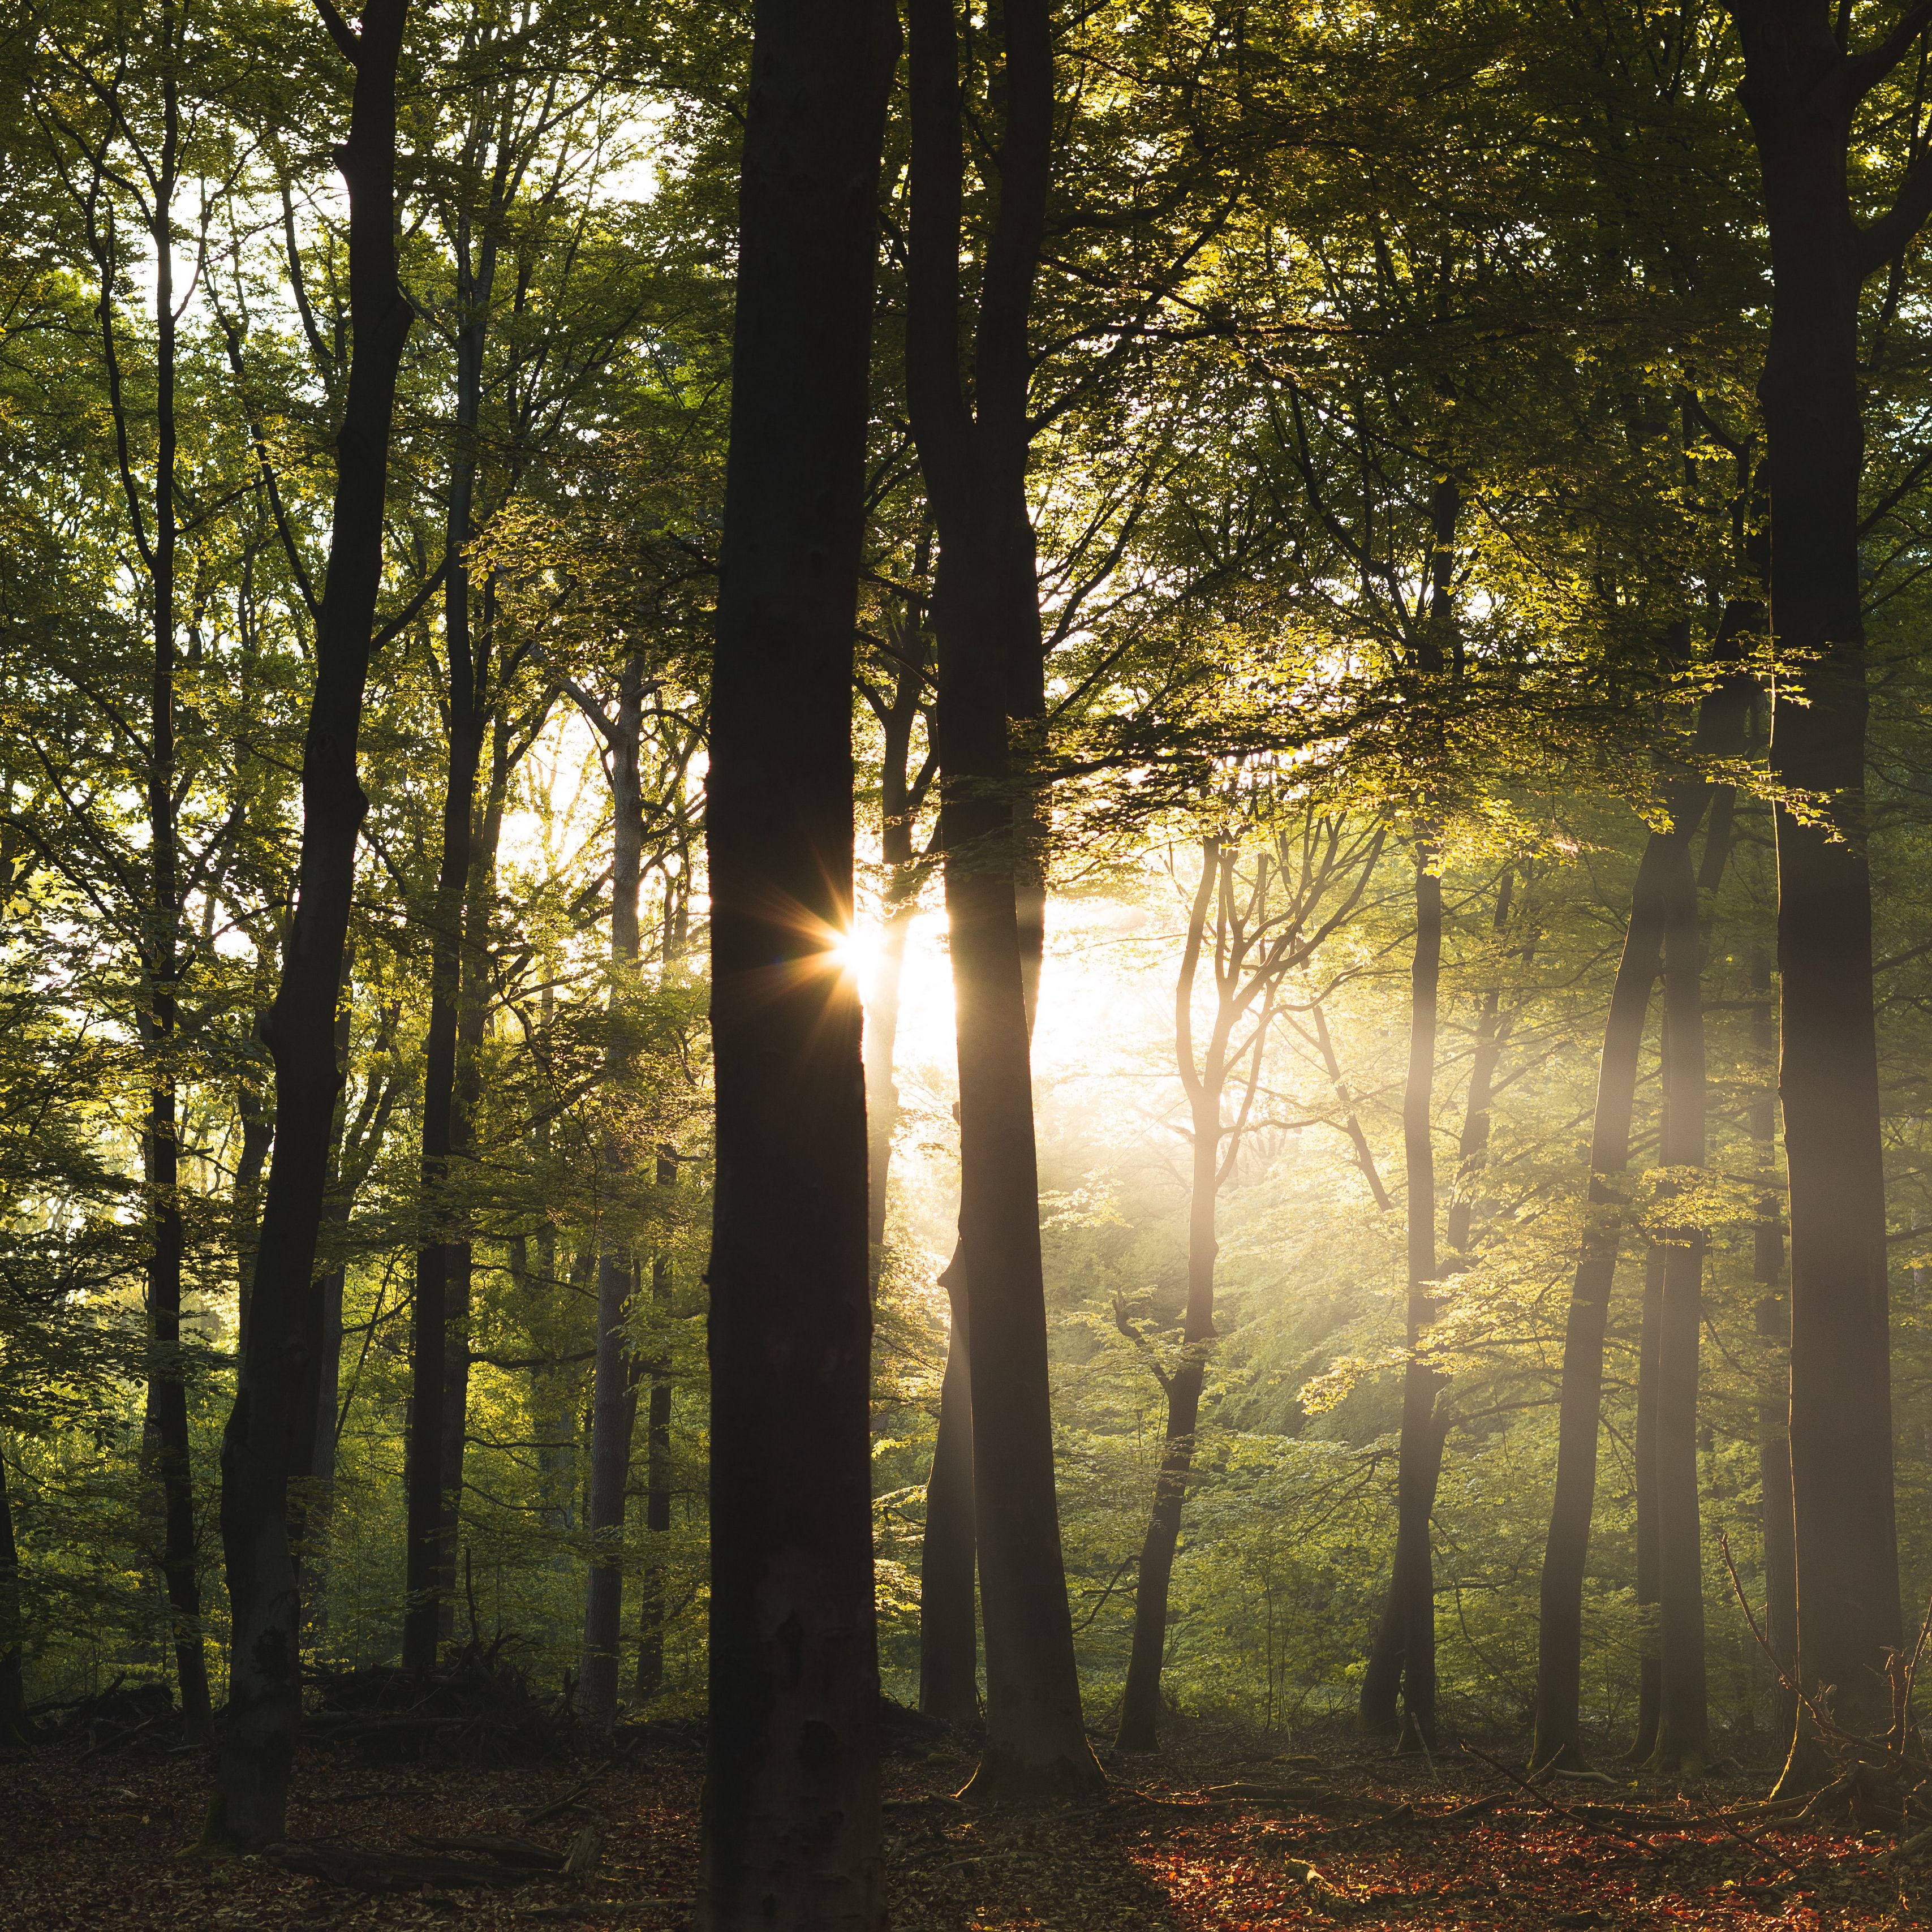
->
left=3, top=0, right=1932, bottom=1918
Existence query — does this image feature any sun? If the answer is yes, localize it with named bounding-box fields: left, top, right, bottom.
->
left=826, top=923, right=883, bottom=984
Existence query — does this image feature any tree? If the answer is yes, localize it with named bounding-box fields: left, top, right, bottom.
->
left=1117, top=814, right=1383, bottom=1753
left=205, top=0, right=419, bottom=1851
left=697, top=0, right=896, bottom=1913
left=1723, top=0, right=1929, bottom=1780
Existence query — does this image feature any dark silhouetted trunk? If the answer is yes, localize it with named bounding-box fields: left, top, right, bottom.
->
left=1729, top=0, right=1909, bottom=1783
left=906, top=0, right=1100, bottom=1801
left=135, top=5, right=210, bottom=1746
left=1361, top=859, right=1443, bottom=1747
left=403, top=244, right=496, bottom=1673
left=581, top=659, right=646, bottom=1730
left=438, top=711, right=509, bottom=1650
left=208, top=0, right=415, bottom=1849
left=696, top=0, right=894, bottom=1912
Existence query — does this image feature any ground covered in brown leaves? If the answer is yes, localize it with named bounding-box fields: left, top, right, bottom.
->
left=0, top=1723, right=1920, bottom=1929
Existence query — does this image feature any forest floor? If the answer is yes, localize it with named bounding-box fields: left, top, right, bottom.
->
left=0, top=1718, right=1918, bottom=1930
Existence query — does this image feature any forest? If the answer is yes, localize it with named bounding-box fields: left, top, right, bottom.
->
left=3, top=0, right=1932, bottom=1923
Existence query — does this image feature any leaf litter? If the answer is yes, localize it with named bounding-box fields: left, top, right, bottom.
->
left=0, top=1728, right=1920, bottom=1929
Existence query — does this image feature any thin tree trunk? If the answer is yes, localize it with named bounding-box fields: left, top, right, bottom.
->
left=1361, top=857, right=1443, bottom=1747
left=1650, top=839, right=1709, bottom=1770
left=1308, top=1000, right=1392, bottom=1211
left=1751, top=946, right=1797, bottom=1734
left=206, top=0, right=415, bottom=1848
left=135, top=0, right=209, bottom=1746
left=697, top=0, right=894, bottom=1911
left=919, top=1259, right=979, bottom=1724
left=1444, top=870, right=1517, bottom=1259
left=1731, top=0, right=1909, bottom=1783
left=1116, top=846, right=1224, bottom=1754
left=1630, top=1242, right=1664, bottom=1763
left=403, top=256, right=496, bottom=1673
left=864, top=599, right=929, bottom=1260
left=636, top=1146, right=678, bottom=1700
left=580, top=659, right=646, bottom=1731
left=1531, top=825, right=1679, bottom=1769
left=438, top=706, right=510, bottom=1650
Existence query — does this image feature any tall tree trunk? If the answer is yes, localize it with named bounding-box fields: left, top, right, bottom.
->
left=1532, top=825, right=1680, bottom=1768
left=403, top=251, right=495, bottom=1674
left=1751, top=946, right=1797, bottom=1734
left=1116, top=847, right=1225, bottom=1754
left=136, top=0, right=209, bottom=1746
left=1630, top=1243, right=1666, bottom=1762
left=1650, top=840, right=1709, bottom=1770
left=697, top=0, right=894, bottom=1912
left=582, top=661, right=646, bottom=1731
left=1360, top=858, right=1443, bottom=1748
left=906, top=0, right=1100, bottom=1802
left=438, top=705, right=510, bottom=1650
left=1731, top=0, right=1909, bottom=1782
left=919, top=1260, right=979, bottom=1724
left=636, top=1146, right=678, bottom=1700
left=207, top=0, right=415, bottom=1849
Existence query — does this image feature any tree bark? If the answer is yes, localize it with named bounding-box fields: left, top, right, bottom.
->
left=402, top=248, right=497, bottom=1673
left=696, top=0, right=895, bottom=1913
left=1727, top=0, right=1908, bottom=1780
left=1532, top=824, right=1685, bottom=1768
left=636, top=1146, right=678, bottom=1701
left=1630, top=1242, right=1666, bottom=1763
left=134, top=0, right=210, bottom=1746
left=1751, top=946, right=1797, bottom=1735
left=1650, top=838, right=1709, bottom=1771
left=919, top=1259, right=979, bottom=1724
left=1360, top=858, right=1444, bottom=1747
left=582, top=660, right=646, bottom=1731
left=436, top=709, right=509, bottom=1649
left=206, top=0, right=415, bottom=1849
left=906, top=0, right=1101, bottom=1802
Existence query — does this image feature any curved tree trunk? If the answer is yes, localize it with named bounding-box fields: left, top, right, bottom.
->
left=1115, top=1079, right=1220, bottom=1753
left=696, top=0, right=895, bottom=1911
left=580, top=658, right=646, bottom=1732
left=1360, top=858, right=1442, bottom=1746
left=208, top=0, right=416, bottom=1848
left=1531, top=827, right=1680, bottom=1769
